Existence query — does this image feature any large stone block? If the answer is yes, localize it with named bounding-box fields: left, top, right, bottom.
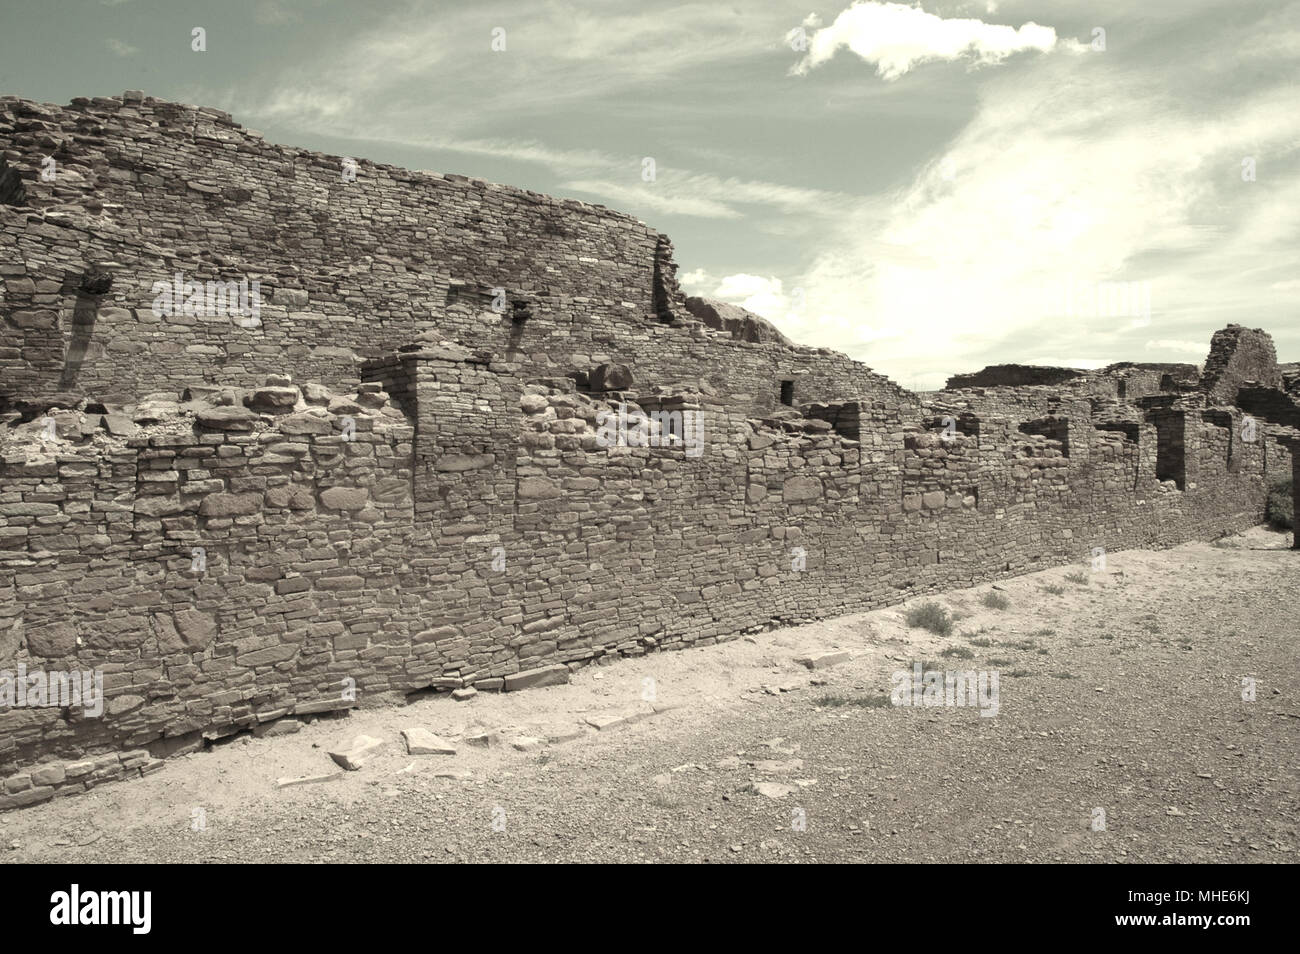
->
left=503, top=664, right=570, bottom=692
left=782, top=476, right=822, bottom=502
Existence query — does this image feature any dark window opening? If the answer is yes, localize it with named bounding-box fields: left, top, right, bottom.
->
left=779, top=380, right=794, bottom=406
left=1018, top=415, right=1069, bottom=457
left=1153, top=412, right=1186, bottom=489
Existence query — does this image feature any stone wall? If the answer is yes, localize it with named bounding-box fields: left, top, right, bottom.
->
left=0, top=93, right=901, bottom=417
left=2, top=338, right=1294, bottom=808
left=2, top=92, right=1298, bottom=810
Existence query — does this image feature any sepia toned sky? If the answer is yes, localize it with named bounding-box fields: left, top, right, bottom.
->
left=2, top=0, right=1297, bottom=388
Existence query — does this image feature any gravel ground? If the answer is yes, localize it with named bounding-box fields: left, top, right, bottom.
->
left=3, top=528, right=1296, bottom=864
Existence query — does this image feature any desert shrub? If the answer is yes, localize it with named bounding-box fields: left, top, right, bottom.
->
left=905, top=601, right=953, bottom=636
left=1267, top=478, right=1292, bottom=529
left=980, top=591, right=1011, bottom=610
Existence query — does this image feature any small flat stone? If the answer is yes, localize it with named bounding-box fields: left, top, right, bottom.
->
left=277, top=773, right=342, bottom=789
left=535, top=722, right=586, bottom=743
left=749, top=781, right=796, bottom=799
left=462, top=728, right=499, bottom=748
left=584, top=713, right=626, bottom=731
left=328, top=734, right=386, bottom=771
left=793, top=650, right=853, bottom=670
left=401, top=727, right=456, bottom=756
left=511, top=736, right=545, bottom=752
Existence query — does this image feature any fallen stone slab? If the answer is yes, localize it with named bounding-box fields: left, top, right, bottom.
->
left=751, top=758, right=804, bottom=775
left=277, top=773, right=342, bottom=789
left=401, top=727, right=456, bottom=756
left=462, top=728, right=499, bottom=748
left=432, top=769, right=473, bottom=780
left=584, top=713, right=627, bottom=731
left=748, top=781, right=796, bottom=799
left=328, top=734, right=386, bottom=771
left=511, top=736, right=545, bottom=752
left=793, top=651, right=853, bottom=670
left=534, top=722, right=586, bottom=744
left=503, top=664, right=570, bottom=692
left=451, top=687, right=477, bottom=702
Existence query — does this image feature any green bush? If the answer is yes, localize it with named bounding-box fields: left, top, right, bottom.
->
left=1267, top=478, right=1293, bottom=530
left=905, top=601, right=953, bottom=636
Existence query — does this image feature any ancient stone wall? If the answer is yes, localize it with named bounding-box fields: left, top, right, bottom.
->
left=0, top=93, right=901, bottom=417
left=1, top=92, right=1297, bottom=810
left=2, top=342, right=1293, bottom=807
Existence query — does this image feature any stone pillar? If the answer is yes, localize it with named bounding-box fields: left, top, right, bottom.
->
left=405, top=343, right=517, bottom=538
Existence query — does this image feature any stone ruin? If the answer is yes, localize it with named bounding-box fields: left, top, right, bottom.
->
left=1, top=92, right=1298, bottom=810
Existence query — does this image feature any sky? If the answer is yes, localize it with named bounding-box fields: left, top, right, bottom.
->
left=1, top=0, right=1297, bottom=389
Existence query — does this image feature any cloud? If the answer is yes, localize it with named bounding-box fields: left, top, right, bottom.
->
left=790, top=1, right=1081, bottom=80
left=1146, top=339, right=1210, bottom=356
left=745, top=3, right=1300, bottom=386
left=105, top=38, right=138, bottom=57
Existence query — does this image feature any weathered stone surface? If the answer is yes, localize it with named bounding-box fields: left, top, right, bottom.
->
left=793, top=650, right=852, bottom=670
left=503, top=664, right=570, bottom=692
left=783, top=476, right=822, bottom=502
left=253, top=718, right=302, bottom=739
left=25, top=622, right=76, bottom=658
left=245, top=386, right=301, bottom=414
left=173, top=609, right=219, bottom=650
left=590, top=363, right=634, bottom=391
left=401, top=728, right=456, bottom=755
left=748, top=781, right=796, bottom=799
left=328, top=735, right=386, bottom=771
left=196, top=406, right=258, bottom=431
left=462, top=728, right=499, bottom=748
left=199, top=492, right=261, bottom=516
left=435, top=453, right=494, bottom=472
left=277, top=773, right=342, bottom=789
left=517, top=477, right=560, bottom=499
left=319, top=486, right=369, bottom=511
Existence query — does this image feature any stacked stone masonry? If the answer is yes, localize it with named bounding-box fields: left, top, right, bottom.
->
left=2, top=93, right=1298, bottom=809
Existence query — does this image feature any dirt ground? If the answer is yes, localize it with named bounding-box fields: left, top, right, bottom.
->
left=3, top=526, right=1297, bottom=863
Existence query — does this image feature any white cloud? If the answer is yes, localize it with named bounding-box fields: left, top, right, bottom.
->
left=765, top=13, right=1300, bottom=386
left=1145, top=340, right=1209, bottom=356
left=791, top=1, right=1081, bottom=80
left=679, top=268, right=713, bottom=290
left=105, top=38, right=138, bottom=57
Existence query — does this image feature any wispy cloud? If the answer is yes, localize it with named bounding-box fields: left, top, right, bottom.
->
left=105, top=37, right=138, bottom=57
left=790, top=1, right=1083, bottom=80
left=750, top=1, right=1300, bottom=386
